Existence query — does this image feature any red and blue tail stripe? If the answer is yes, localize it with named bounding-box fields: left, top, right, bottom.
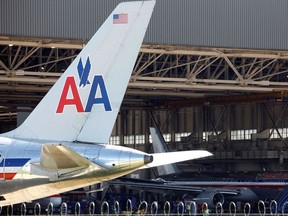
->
left=0, top=158, right=30, bottom=180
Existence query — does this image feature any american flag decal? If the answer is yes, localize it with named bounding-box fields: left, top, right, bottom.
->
left=113, top=13, right=128, bottom=24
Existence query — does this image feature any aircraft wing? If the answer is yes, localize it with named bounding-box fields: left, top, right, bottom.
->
left=108, top=177, right=240, bottom=195
left=108, top=178, right=249, bottom=208
left=0, top=144, right=102, bottom=206
left=109, top=177, right=203, bottom=193
left=0, top=176, right=101, bottom=207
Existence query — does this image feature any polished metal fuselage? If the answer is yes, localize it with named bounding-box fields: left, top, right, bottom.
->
left=0, top=137, right=151, bottom=205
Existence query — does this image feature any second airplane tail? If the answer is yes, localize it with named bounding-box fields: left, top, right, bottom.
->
left=150, top=127, right=181, bottom=175
left=140, top=128, right=213, bottom=171
left=3, top=1, right=156, bottom=144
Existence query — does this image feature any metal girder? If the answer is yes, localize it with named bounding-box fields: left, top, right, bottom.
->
left=0, top=37, right=288, bottom=113
left=140, top=45, right=288, bottom=60
left=2, top=36, right=288, bottom=59
left=0, top=37, right=85, bottom=49
left=160, top=91, right=288, bottom=108
left=132, top=51, right=288, bottom=96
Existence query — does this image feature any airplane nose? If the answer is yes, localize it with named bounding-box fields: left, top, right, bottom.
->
left=144, top=155, right=153, bottom=164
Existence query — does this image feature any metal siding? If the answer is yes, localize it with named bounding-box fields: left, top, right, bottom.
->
left=1, top=0, right=288, bottom=50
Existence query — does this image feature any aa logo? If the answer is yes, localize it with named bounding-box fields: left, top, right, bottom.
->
left=56, top=57, right=112, bottom=113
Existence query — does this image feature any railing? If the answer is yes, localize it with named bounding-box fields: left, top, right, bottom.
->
left=2, top=199, right=288, bottom=215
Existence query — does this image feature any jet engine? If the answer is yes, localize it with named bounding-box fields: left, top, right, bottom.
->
left=194, top=192, right=224, bottom=208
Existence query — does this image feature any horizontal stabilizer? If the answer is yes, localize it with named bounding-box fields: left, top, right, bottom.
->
left=141, top=150, right=212, bottom=169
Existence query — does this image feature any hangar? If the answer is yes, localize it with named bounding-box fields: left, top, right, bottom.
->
left=1, top=0, right=288, bottom=206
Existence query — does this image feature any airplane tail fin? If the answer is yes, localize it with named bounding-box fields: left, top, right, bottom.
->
left=150, top=127, right=180, bottom=175
left=3, top=1, right=156, bottom=143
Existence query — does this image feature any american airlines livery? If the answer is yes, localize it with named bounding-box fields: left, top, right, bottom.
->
left=0, top=1, right=212, bottom=206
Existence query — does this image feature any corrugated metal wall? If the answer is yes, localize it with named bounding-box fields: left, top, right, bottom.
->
left=1, top=0, right=288, bottom=50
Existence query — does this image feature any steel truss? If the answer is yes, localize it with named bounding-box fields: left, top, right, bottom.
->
left=0, top=37, right=288, bottom=113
